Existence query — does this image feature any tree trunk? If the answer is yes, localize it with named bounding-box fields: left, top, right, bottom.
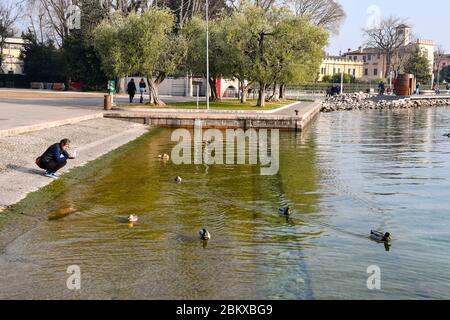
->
left=240, top=81, right=247, bottom=103
left=279, top=84, right=286, bottom=99
left=267, top=82, right=280, bottom=102
left=257, top=82, right=266, bottom=107
left=209, top=77, right=218, bottom=101
left=240, top=80, right=254, bottom=103
left=147, top=73, right=166, bottom=106
left=117, top=77, right=126, bottom=93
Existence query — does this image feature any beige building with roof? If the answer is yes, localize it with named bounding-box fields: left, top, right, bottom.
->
left=322, top=24, right=436, bottom=83
left=318, top=56, right=364, bottom=81
left=1, top=37, right=25, bottom=75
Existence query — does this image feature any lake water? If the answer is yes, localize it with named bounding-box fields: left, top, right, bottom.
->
left=1, top=106, right=450, bottom=299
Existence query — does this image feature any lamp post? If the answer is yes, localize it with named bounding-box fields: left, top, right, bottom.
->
left=205, top=0, right=210, bottom=110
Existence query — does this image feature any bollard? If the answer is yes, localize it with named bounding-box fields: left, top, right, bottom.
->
left=104, top=94, right=112, bottom=110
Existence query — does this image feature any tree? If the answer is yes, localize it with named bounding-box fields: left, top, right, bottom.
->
left=291, top=0, right=346, bottom=34
left=404, top=48, right=431, bottom=84
left=183, top=16, right=237, bottom=101
left=62, top=0, right=109, bottom=90
left=217, top=4, right=327, bottom=106
left=439, top=65, right=450, bottom=84
left=265, top=14, right=328, bottom=100
left=330, top=73, right=354, bottom=84
left=93, top=9, right=187, bottom=105
left=363, top=16, right=407, bottom=78
left=434, top=45, right=446, bottom=84
left=0, top=1, right=19, bottom=73
left=21, top=31, right=65, bottom=82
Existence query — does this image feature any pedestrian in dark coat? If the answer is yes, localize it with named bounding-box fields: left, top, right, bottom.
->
left=127, top=79, right=137, bottom=103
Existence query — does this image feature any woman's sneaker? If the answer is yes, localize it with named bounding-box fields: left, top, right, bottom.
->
left=45, top=171, right=59, bottom=179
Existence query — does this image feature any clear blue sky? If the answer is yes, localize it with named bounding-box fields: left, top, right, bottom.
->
left=328, top=0, right=448, bottom=55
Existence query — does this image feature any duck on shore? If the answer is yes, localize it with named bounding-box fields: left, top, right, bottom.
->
left=278, top=207, right=291, bottom=216
left=199, top=228, right=211, bottom=240
left=370, top=230, right=391, bottom=242
left=128, top=214, right=138, bottom=223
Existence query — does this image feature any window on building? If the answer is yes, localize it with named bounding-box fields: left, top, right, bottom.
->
left=364, top=68, right=369, bottom=76
left=338, top=68, right=341, bottom=73
left=374, top=68, right=378, bottom=76
left=363, top=56, right=367, bottom=63
left=353, top=69, right=356, bottom=76
left=368, top=55, right=372, bottom=61
left=333, top=68, right=336, bottom=75
left=348, top=68, right=351, bottom=74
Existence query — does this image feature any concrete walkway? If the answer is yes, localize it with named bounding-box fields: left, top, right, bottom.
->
left=0, top=89, right=200, bottom=137
left=104, top=101, right=322, bottom=130
left=0, top=118, right=148, bottom=209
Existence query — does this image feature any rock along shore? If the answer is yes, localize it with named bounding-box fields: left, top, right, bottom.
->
left=321, top=93, right=450, bottom=113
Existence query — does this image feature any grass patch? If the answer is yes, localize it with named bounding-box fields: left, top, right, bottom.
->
left=125, top=99, right=299, bottom=111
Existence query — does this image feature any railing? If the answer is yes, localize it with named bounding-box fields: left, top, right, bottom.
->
left=286, top=82, right=380, bottom=94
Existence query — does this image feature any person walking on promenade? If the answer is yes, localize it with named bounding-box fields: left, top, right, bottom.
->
left=378, top=81, right=385, bottom=95
left=127, top=79, right=137, bottom=103
left=139, top=78, right=146, bottom=103
left=35, top=139, right=76, bottom=179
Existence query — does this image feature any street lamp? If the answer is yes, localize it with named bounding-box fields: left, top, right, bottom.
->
left=205, top=0, right=210, bottom=110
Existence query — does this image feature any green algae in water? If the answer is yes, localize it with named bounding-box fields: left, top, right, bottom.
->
left=2, top=107, right=450, bottom=299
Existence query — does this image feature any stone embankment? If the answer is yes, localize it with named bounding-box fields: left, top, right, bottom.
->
left=321, top=93, right=450, bottom=112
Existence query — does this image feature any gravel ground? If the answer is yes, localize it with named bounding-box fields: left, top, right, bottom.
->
left=0, top=118, right=148, bottom=208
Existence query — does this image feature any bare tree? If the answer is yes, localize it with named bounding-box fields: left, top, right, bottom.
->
left=291, top=0, right=345, bottom=34
left=0, top=1, right=20, bottom=72
left=363, top=15, right=407, bottom=78
left=434, top=45, right=446, bottom=84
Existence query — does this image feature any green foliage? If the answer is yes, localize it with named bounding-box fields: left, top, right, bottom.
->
left=62, top=0, right=108, bottom=90
left=183, top=3, right=328, bottom=105
left=93, top=9, right=186, bottom=79
left=21, top=32, right=65, bottom=83
left=439, top=65, right=450, bottom=83
left=330, top=73, right=355, bottom=83
left=404, top=48, right=432, bottom=84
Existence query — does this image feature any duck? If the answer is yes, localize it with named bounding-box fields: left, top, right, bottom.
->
left=443, top=133, right=450, bottom=138
left=278, top=207, right=291, bottom=216
left=199, top=228, right=211, bottom=240
left=128, top=214, right=138, bottom=223
left=370, top=230, right=391, bottom=242
left=158, top=153, right=170, bottom=160
left=174, top=176, right=182, bottom=183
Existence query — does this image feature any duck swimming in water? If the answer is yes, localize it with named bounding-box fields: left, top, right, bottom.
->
left=443, top=133, right=450, bottom=138
left=370, top=230, right=391, bottom=242
left=128, top=214, right=138, bottom=223
left=174, top=176, right=182, bottom=183
left=278, top=207, right=291, bottom=216
left=199, top=228, right=211, bottom=240
left=158, top=154, right=170, bottom=160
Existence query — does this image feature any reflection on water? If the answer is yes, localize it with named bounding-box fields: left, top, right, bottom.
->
left=1, top=107, right=450, bottom=299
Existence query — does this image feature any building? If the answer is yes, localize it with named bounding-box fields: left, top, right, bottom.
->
left=318, top=56, right=364, bottom=81
left=342, top=47, right=386, bottom=81
left=328, top=24, right=436, bottom=82
left=124, top=76, right=241, bottom=98
left=1, top=37, right=25, bottom=75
